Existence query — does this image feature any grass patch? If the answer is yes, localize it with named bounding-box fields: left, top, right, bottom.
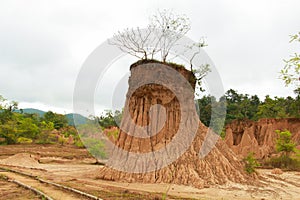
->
left=0, top=174, right=8, bottom=181
left=264, top=155, right=300, bottom=171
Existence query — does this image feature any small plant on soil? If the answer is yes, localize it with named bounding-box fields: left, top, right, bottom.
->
left=0, top=174, right=8, bottom=181
left=244, top=152, right=260, bottom=174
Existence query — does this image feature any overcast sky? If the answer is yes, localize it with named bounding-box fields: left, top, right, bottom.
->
left=0, top=0, right=299, bottom=114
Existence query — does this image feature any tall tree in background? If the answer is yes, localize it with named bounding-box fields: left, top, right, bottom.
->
left=257, top=96, right=288, bottom=118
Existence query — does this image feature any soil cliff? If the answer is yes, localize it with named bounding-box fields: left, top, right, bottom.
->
left=225, top=118, right=300, bottom=159
left=98, top=61, right=254, bottom=188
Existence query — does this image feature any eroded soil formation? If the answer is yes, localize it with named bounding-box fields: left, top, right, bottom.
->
left=98, top=61, right=254, bottom=188
left=225, top=118, right=300, bottom=159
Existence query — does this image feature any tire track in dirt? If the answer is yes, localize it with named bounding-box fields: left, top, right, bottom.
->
left=0, top=167, right=102, bottom=200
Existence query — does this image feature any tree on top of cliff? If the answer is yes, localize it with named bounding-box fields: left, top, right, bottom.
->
left=110, top=10, right=189, bottom=61
left=109, top=10, right=205, bottom=65
left=149, top=10, right=191, bottom=62
left=109, top=10, right=210, bottom=93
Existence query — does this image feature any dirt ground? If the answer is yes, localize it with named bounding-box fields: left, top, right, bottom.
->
left=0, top=177, right=40, bottom=200
left=1, top=144, right=300, bottom=200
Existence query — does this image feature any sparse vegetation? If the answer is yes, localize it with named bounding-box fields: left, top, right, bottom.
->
left=262, top=130, right=300, bottom=170
left=17, top=137, right=33, bottom=144
left=280, top=32, right=300, bottom=90
left=244, top=152, right=260, bottom=174
left=81, top=138, right=107, bottom=159
left=266, top=156, right=300, bottom=170
left=0, top=174, right=8, bottom=181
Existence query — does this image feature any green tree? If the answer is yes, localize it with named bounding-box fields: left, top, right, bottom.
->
left=244, top=152, right=260, bottom=174
left=224, top=89, right=259, bottom=123
left=0, top=97, right=18, bottom=124
left=0, top=120, right=19, bottom=144
left=196, top=95, right=213, bottom=127
left=36, top=121, right=56, bottom=144
left=275, top=130, right=296, bottom=156
left=96, top=110, right=123, bottom=129
left=280, top=32, right=300, bottom=89
left=197, top=89, right=300, bottom=128
left=17, top=117, right=39, bottom=139
left=42, top=111, right=68, bottom=129
left=285, top=96, right=300, bottom=117
left=257, top=96, right=288, bottom=118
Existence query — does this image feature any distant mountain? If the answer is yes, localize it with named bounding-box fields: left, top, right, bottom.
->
left=65, top=113, right=90, bottom=126
left=15, top=108, right=46, bottom=117
left=14, top=108, right=89, bottom=126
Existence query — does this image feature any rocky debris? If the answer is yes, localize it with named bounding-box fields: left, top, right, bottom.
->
left=97, top=61, right=254, bottom=188
left=225, top=118, right=300, bottom=159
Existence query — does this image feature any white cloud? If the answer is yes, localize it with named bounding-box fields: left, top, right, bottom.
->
left=0, top=0, right=299, bottom=113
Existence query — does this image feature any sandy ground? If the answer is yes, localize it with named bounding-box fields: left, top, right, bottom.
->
left=1, top=145, right=300, bottom=200
left=0, top=171, right=84, bottom=200
left=0, top=175, right=40, bottom=200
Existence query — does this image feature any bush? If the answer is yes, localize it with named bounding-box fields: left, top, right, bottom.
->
left=275, top=130, right=296, bottom=156
left=104, top=127, right=119, bottom=140
left=81, top=138, right=107, bottom=159
left=58, top=135, right=67, bottom=145
left=265, top=155, right=300, bottom=170
left=35, top=132, right=57, bottom=144
left=17, top=137, right=33, bottom=144
left=74, top=139, right=85, bottom=148
left=244, top=152, right=260, bottom=174
left=0, top=137, right=7, bottom=145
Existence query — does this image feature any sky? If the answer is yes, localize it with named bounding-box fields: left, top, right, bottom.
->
left=0, top=0, right=299, bottom=114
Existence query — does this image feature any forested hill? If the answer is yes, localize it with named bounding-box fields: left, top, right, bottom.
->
left=0, top=96, right=92, bottom=145
left=14, top=108, right=45, bottom=117
left=14, top=108, right=88, bottom=126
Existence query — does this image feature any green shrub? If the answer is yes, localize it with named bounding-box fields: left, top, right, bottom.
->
left=17, top=137, right=33, bottom=144
left=265, top=155, right=300, bottom=170
left=0, top=174, right=8, bottom=181
left=35, top=132, right=57, bottom=144
left=244, top=152, right=260, bottom=174
left=81, top=138, right=107, bottom=159
left=106, top=128, right=119, bottom=140
left=275, top=130, right=296, bottom=156
left=58, top=135, right=67, bottom=145
left=0, top=137, right=7, bottom=145
left=74, top=139, right=85, bottom=148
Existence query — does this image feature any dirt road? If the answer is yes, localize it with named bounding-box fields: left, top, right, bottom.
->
left=1, top=145, right=300, bottom=200
left=0, top=171, right=93, bottom=200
